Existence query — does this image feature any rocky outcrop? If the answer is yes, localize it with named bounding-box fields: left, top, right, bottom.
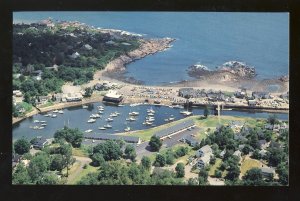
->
left=188, top=61, right=256, bottom=81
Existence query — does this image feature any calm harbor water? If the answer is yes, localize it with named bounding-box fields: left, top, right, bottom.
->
left=13, top=12, right=289, bottom=85
left=12, top=103, right=288, bottom=141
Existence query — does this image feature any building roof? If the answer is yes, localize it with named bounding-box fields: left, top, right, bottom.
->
left=198, top=154, right=211, bottom=164
left=260, top=167, right=275, bottom=174
left=154, top=119, right=195, bottom=138
left=104, top=92, right=122, bottom=99
left=233, top=150, right=242, bottom=157
left=198, top=145, right=212, bottom=154
left=32, top=137, right=48, bottom=147
left=184, top=135, right=199, bottom=144
left=84, top=133, right=140, bottom=143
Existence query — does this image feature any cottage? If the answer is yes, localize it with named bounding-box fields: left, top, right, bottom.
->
left=196, top=154, right=211, bottom=169
left=12, top=154, right=22, bottom=168
left=65, top=93, right=83, bottom=102
left=32, top=137, right=49, bottom=149
left=248, top=100, right=257, bottom=106
left=196, top=145, right=212, bottom=158
left=233, top=150, right=242, bottom=158
left=258, top=140, right=269, bottom=150
left=184, top=135, right=200, bottom=147
left=260, top=167, right=275, bottom=179
left=13, top=90, right=23, bottom=97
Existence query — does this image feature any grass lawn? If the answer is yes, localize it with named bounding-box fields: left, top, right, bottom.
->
left=208, top=158, right=222, bottom=176
left=72, top=147, right=89, bottom=157
left=240, top=158, right=264, bottom=175
left=39, top=101, right=54, bottom=108
left=70, top=164, right=98, bottom=184
left=62, top=161, right=81, bottom=180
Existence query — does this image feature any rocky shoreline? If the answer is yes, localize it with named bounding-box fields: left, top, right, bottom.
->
left=102, top=37, right=175, bottom=84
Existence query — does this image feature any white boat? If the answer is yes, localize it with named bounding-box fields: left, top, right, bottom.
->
left=58, top=110, right=64, bottom=114
left=98, top=108, right=104, bottom=111
left=168, top=105, right=174, bottom=108
left=129, top=117, right=136, bottom=121
left=87, top=119, right=96, bottom=123
left=145, top=121, right=153, bottom=125
left=147, top=108, right=155, bottom=113
left=33, top=120, right=40, bottom=123
left=40, top=120, right=47, bottom=123
left=114, top=111, right=121, bottom=115
left=148, top=113, right=154, bottom=116
left=98, top=111, right=104, bottom=114
left=110, top=113, right=118, bottom=117
left=180, top=111, right=193, bottom=116
left=82, top=105, right=88, bottom=109
left=124, top=126, right=131, bottom=132
left=98, top=127, right=106, bottom=130
left=90, top=114, right=101, bottom=118
left=118, top=104, right=125, bottom=107
left=147, top=117, right=155, bottom=122
left=85, top=129, right=93, bottom=133
left=44, top=114, right=50, bottom=117
left=173, top=105, right=184, bottom=109
left=53, top=110, right=59, bottom=113
left=164, top=119, right=169, bottom=122
left=169, top=117, right=175, bottom=121
left=104, top=124, right=112, bottom=128
left=51, top=114, right=57, bottom=118
left=38, top=126, right=44, bottom=129
left=129, top=111, right=139, bottom=116
left=41, top=123, right=47, bottom=126
left=32, top=126, right=39, bottom=129
left=106, top=118, right=113, bottom=122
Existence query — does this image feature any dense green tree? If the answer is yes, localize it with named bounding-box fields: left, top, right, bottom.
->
left=77, top=172, right=99, bottom=185
left=154, top=154, right=166, bottom=167
left=151, top=169, right=183, bottom=185
left=141, top=156, right=151, bottom=170
left=165, top=150, right=175, bottom=165
left=276, top=162, right=288, bottom=185
left=54, top=126, right=83, bottom=148
left=225, top=165, right=240, bottom=181
left=188, top=178, right=199, bottom=185
left=267, top=147, right=287, bottom=167
left=91, top=153, right=105, bottom=167
left=92, top=140, right=122, bottom=161
left=14, top=138, right=31, bottom=155
left=175, top=146, right=189, bottom=158
left=50, top=154, right=65, bottom=172
left=12, top=162, right=31, bottom=184
left=251, top=149, right=261, bottom=160
left=36, top=172, right=60, bottom=185
left=203, top=105, right=209, bottom=118
left=175, top=163, right=185, bottom=178
left=210, top=156, right=216, bottom=165
left=149, top=136, right=162, bottom=152
left=28, top=152, right=51, bottom=182
left=242, top=168, right=265, bottom=186
left=198, top=169, right=209, bottom=185
left=215, top=169, right=222, bottom=178
left=84, top=87, right=93, bottom=97
left=242, top=144, right=253, bottom=155
left=124, top=144, right=137, bottom=162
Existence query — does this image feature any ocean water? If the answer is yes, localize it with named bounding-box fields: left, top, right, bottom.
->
left=13, top=12, right=289, bottom=85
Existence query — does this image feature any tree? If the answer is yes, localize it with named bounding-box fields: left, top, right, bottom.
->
left=203, top=105, right=209, bottom=118
left=36, top=172, right=59, bottom=185
left=175, top=146, right=189, bottom=157
left=91, top=153, right=105, bottom=167
left=188, top=178, right=199, bottom=185
left=165, top=150, right=175, bottom=165
left=276, top=163, right=288, bottom=185
left=225, top=165, right=240, bottom=181
left=242, top=144, right=253, bottom=155
left=141, top=156, right=151, bottom=170
left=12, top=162, right=31, bottom=184
left=84, top=87, right=93, bottom=97
left=54, top=127, right=83, bottom=148
left=92, top=140, right=122, bottom=161
left=267, top=147, right=287, bottom=167
left=50, top=154, right=65, bottom=172
left=149, top=136, right=162, bottom=152
left=175, top=163, right=185, bottom=178
left=198, top=169, right=208, bottom=185
left=154, top=154, right=166, bottom=167
left=268, top=114, right=279, bottom=125
left=59, top=142, right=74, bottom=177
left=242, top=168, right=265, bottom=186
left=251, top=149, right=261, bottom=160
left=124, top=144, right=137, bottom=162
left=210, top=156, right=216, bottom=165
left=215, top=169, right=222, bottom=178
left=14, top=138, right=31, bottom=155
left=28, top=152, right=51, bottom=182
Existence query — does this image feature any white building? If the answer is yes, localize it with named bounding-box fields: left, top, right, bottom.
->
left=196, top=145, right=212, bottom=158
left=196, top=154, right=212, bottom=169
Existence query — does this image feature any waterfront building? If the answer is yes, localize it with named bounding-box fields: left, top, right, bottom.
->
left=103, top=92, right=123, bottom=104
left=83, top=133, right=141, bottom=144
left=154, top=119, right=195, bottom=139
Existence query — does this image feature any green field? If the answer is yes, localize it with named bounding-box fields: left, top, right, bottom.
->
left=70, top=164, right=98, bottom=184
left=240, top=158, right=264, bottom=175
left=208, top=158, right=222, bottom=176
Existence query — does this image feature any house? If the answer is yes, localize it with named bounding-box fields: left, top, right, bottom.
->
left=260, top=167, right=275, bottom=179
left=196, top=145, right=212, bottom=158
left=94, top=83, right=110, bottom=91
left=258, top=140, right=269, bottom=150
left=32, top=137, right=49, bottom=149
left=248, top=100, right=257, bottom=106
left=65, top=93, right=83, bottom=102
left=13, top=90, right=23, bottom=97
left=252, top=92, right=270, bottom=99
left=54, top=93, right=63, bottom=102
left=259, top=149, right=267, bottom=157
left=12, top=154, right=22, bottom=168
left=70, top=52, right=80, bottom=59
left=32, top=70, right=43, bottom=80
left=233, top=150, right=242, bottom=158
left=220, top=149, right=226, bottom=158
left=196, top=154, right=211, bottom=169
left=184, top=135, right=200, bottom=147
left=178, top=88, right=194, bottom=98
left=36, top=96, right=50, bottom=105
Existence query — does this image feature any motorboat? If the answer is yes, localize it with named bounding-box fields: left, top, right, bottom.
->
left=85, top=129, right=93, bottom=133
left=90, top=114, right=101, bottom=118
left=147, top=113, right=154, bottom=116
left=180, top=111, right=193, bottom=116
left=51, top=114, right=57, bottom=118
left=53, top=110, right=59, bottom=113
left=33, top=120, right=40, bottom=123
left=110, top=113, right=118, bottom=117
left=147, top=107, right=155, bottom=113
left=106, top=118, right=113, bottom=122
left=104, top=124, right=112, bottom=128
left=164, top=119, right=169, bottom=122
left=41, top=123, right=47, bottom=126
left=169, top=117, right=175, bottom=121
left=38, top=126, right=44, bottom=129
left=82, top=105, right=88, bottom=109
left=58, top=110, right=64, bottom=114
left=145, top=121, right=153, bottom=126
left=98, top=111, right=104, bottom=114
left=124, top=126, right=131, bottom=132
left=87, top=119, right=96, bottom=123
left=129, top=111, right=139, bottom=116
left=98, top=127, right=106, bottom=130
left=44, top=114, right=50, bottom=117
left=40, top=120, right=47, bottom=123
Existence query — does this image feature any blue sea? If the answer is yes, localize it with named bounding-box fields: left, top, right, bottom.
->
left=13, top=12, right=289, bottom=85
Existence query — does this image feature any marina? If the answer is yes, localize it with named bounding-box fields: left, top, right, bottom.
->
left=13, top=102, right=288, bottom=141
